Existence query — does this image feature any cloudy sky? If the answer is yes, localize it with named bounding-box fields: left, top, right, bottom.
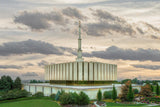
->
left=0, top=0, right=160, bottom=80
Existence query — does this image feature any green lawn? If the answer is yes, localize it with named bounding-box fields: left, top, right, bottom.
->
left=0, top=99, right=60, bottom=107
left=106, top=102, right=147, bottom=107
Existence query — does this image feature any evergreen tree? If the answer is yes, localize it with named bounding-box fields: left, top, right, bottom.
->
left=13, top=77, right=22, bottom=90
left=112, top=85, right=117, bottom=100
left=6, top=76, right=13, bottom=90
left=156, top=83, right=159, bottom=95
left=0, top=75, right=13, bottom=91
left=97, top=89, right=102, bottom=101
left=55, top=91, right=61, bottom=101
left=127, top=84, right=134, bottom=101
left=151, top=85, right=154, bottom=92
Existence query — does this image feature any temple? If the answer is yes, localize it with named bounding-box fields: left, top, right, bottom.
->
left=44, top=21, right=117, bottom=85
left=24, top=22, right=142, bottom=99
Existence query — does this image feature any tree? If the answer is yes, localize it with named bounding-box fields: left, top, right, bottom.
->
left=119, top=80, right=131, bottom=101
left=6, top=76, right=13, bottom=90
left=55, top=91, right=61, bottom=101
left=112, top=85, right=117, bottom=100
left=13, top=77, right=22, bottom=90
left=132, top=78, right=138, bottom=84
left=0, top=75, right=13, bottom=91
left=97, top=89, right=102, bottom=101
left=150, top=85, right=154, bottom=92
left=127, top=84, right=134, bottom=101
left=156, top=83, right=159, bottom=95
left=140, top=84, right=152, bottom=97
left=121, top=79, right=131, bottom=84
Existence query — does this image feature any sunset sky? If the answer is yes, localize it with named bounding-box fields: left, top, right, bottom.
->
left=0, top=0, right=160, bottom=80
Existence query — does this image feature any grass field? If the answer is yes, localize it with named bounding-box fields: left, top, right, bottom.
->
left=0, top=99, right=60, bottom=107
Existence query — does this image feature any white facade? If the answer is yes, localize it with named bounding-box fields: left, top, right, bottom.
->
left=45, top=61, right=117, bottom=81
left=24, top=83, right=141, bottom=99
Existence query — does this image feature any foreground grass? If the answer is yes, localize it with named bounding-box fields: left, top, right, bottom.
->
left=0, top=99, right=60, bottom=107
left=106, top=102, right=147, bottom=107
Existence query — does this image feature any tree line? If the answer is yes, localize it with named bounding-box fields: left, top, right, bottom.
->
left=0, top=75, right=22, bottom=92
left=121, top=78, right=160, bottom=85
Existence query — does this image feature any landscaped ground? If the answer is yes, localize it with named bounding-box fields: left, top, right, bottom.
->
left=0, top=98, right=159, bottom=107
left=106, top=102, right=146, bottom=106
left=0, top=99, right=60, bottom=107
left=106, top=102, right=160, bottom=107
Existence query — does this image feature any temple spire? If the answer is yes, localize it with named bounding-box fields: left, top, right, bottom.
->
left=76, top=21, right=84, bottom=62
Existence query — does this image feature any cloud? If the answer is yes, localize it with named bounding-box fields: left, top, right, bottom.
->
left=25, top=63, right=34, bottom=66
left=38, top=60, right=49, bottom=67
left=136, top=27, right=144, bottom=34
left=144, top=22, right=160, bottom=32
left=0, top=39, right=63, bottom=56
left=132, top=64, right=160, bottom=70
left=150, top=35, right=160, bottom=40
left=62, top=7, right=87, bottom=20
left=22, top=72, right=38, bottom=76
left=84, top=9, right=135, bottom=36
left=89, top=46, right=160, bottom=61
left=13, top=8, right=160, bottom=40
left=93, top=9, right=125, bottom=22
left=84, top=21, right=135, bottom=36
left=0, top=65, right=23, bottom=69
left=14, top=11, right=67, bottom=30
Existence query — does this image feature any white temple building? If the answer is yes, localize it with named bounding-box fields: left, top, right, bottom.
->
left=45, top=21, right=117, bottom=85
left=24, top=21, right=140, bottom=99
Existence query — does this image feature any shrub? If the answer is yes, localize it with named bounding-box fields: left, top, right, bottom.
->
left=143, top=97, right=160, bottom=104
left=103, top=99, right=114, bottom=103
left=70, top=92, right=79, bottom=104
left=18, top=89, right=31, bottom=98
left=133, top=89, right=139, bottom=94
left=50, top=93, right=56, bottom=100
left=33, top=92, right=44, bottom=97
left=59, top=91, right=89, bottom=105
left=59, top=92, right=80, bottom=105
left=78, top=91, right=90, bottom=105
left=115, top=99, right=122, bottom=102
left=59, top=93, right=72, bottom=105
left=0, top=89, right=30, bottom=101
left=103, top=91, right=112, bottom=99
left=97, top=89, right=102, bottom=101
